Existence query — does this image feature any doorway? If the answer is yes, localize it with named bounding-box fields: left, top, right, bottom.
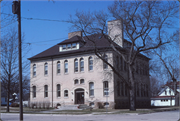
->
left=75, top=88, right=84, bottom=104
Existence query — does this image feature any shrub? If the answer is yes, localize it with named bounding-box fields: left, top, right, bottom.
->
left=10, top=103, right=19, bottom=107
left=97, top=102, right=104, bottom=109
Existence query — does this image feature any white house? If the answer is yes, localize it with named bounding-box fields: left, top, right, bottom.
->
left=28, top=20, right=150, bottom=109
left=151, top=82, right=179, bottom=106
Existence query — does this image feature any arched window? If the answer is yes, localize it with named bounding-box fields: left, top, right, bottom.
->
left=64, top=60, right=68, bottom=73
left=32, top=86, right=36, bottom=98
left=80, top=79, right=84, bottom=84
left=44, top=63, right=48, bottom=75
left=74, top=59, right=78, bottom=72
left=103, top=54, right=108, bottom=69
left=74, top=79, right=79, bottom=84
left=44, top=85, right=48, bottom=97
left=103, top=81, right=109, bottom=96
left=89, top=82, right=94, bottom=96
left=80, top=58, right=84, bottom=72
left=64, top=90, right=68, bottom=97
left=104, top=102, right=109, bottom=107
left=89, top=57, right=93, bottom=71
left=57, top=61, right=60, bottom=74
left=57, top=84, right=61, bottom=97
left=89, top=102, right=94, bottom=107
left=33, top=64, right=36, bottom=76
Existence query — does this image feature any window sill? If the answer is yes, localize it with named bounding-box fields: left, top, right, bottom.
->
left=33, top=76, right=36, bottom=78
left=89, top=96, right=95, bottom=98
left=44, top=75, right=48, bottom=77
left=64, top=97, right=69, bottom=99
left=64, top=73, right=69, bottom=75
left=103, top=95, right=109, bottom=97
left=57, top=97, right=61, bottom=99
left=88, top=70, right=93, bottom=72
left=57, top=73, right=61, bottom=76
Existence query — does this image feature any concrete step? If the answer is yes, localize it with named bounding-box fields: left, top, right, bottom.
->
left=57, top=105, right=81, bottom=110
left=57, top=104, right=92, bottom=110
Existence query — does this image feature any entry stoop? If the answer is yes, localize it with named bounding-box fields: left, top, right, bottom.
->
left=78, top=104, right=93, bottom=110
left=57, top=104, right=92, bottom=110
left=57, top=105, right=82, bottom=110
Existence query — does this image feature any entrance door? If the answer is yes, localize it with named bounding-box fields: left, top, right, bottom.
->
left=75, top=88, right=84, bottom=104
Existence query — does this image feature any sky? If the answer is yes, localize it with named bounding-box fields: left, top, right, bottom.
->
left=1, top=1, right=114, bottom=59
left=1, top=1, right=179, bottom=59
left=1, top=1, right=179, bottom=83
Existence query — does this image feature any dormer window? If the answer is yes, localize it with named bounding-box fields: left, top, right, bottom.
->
left=67, top=44, right=71, bottom=49
left=72, top=43, right=76, bottom=49
left=62, top=45, right=66, bottom=50
left=60, top=43, right=79, bottom=52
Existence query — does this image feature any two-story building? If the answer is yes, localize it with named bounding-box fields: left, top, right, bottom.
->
left=28, top=20, right=150, bottom=109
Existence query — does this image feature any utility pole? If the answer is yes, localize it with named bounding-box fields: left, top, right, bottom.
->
left=12, top=0, right=23, bottom=120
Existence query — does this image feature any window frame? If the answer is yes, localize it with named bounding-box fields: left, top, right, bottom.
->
left=64, top=90, right=68, bottom=97
left=32, top=86, right=36, bottom=98
left=103, top=54, right=108, bottom=70
left=80, top=58, right=84, bottom=72
left=103, top=81, right=109, bottom=96
left=89, top=57, right=93, bottom=71
left=89, top=82, right=94, bottom=96
left=44, top=85, right=48, bottom=98
left=44, top=63, right=48, bottom=75
left=64, top=60, right=68, bottom=73
left=57, top=84, right=61, bottom=97
left=74, top=59, right=78, bottom=72
left=57, top=61, right=60, bottom=74
left=74, top=79, right=79, bottom=84
left=33, top=64, right=36, bottom=77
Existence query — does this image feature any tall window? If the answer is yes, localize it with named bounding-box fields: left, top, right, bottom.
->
left=74, top=59, right=78, bottom=72
left=89, top=82, right=94, bottom=96
left=103, top=54, right=108, bottom=69
left=103, top=81, right=109, bottom=96
left=32, top=86, right=36, bottom=98
left=121, top=82, right=124, bottom=96
left=33, top=64, right=36, bottom=76
left=44, top=63, right=48, bottom=75
left=64, top=60, right=68, bottom=73
left=64, top=90, right=68, bottom=97
left=57, top=61, right=60, bottom=74
left=141, top=84, right=143, bottom=97
left=57, top=84, right=61, bottom=97
left=136, top=83, right=139, bottom=97
left=117, top=81, right=120, bottom=96
left=44, top=85, right=48, bottom=97
left=80, top=58, right=84, bottom=72
left=89, top=57, right=93, bottom=71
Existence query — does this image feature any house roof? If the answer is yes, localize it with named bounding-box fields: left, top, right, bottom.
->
left=28, top=34, right=149, bottom=60
left=57, top=35, right=85, bottom=45
left=151, top=96, right=175, bottom=100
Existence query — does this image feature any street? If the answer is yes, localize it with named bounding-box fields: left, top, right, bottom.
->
left=0, top=110, right=179, bottom=121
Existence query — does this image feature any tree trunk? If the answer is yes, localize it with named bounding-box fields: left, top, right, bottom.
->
left=6, top=81, right=10, bottom=112
left=129, top=65, right=136, bottom=111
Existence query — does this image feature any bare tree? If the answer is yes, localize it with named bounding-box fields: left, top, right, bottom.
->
left=67, top=1, right=178, bottom=110
left=0, top=28, right=30, bottom=112
left=150, top=76, right=162, bottom=97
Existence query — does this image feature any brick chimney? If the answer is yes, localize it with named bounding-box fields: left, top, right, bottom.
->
left=108, top=19, right=123, bottom=47
left=68, top=31, right=82, bottom=39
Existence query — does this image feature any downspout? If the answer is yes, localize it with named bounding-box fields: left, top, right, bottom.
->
left=51, top=57, right=53, bottom=107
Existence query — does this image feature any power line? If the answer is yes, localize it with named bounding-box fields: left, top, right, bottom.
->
left=1, top=12, right=64, bottom=23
